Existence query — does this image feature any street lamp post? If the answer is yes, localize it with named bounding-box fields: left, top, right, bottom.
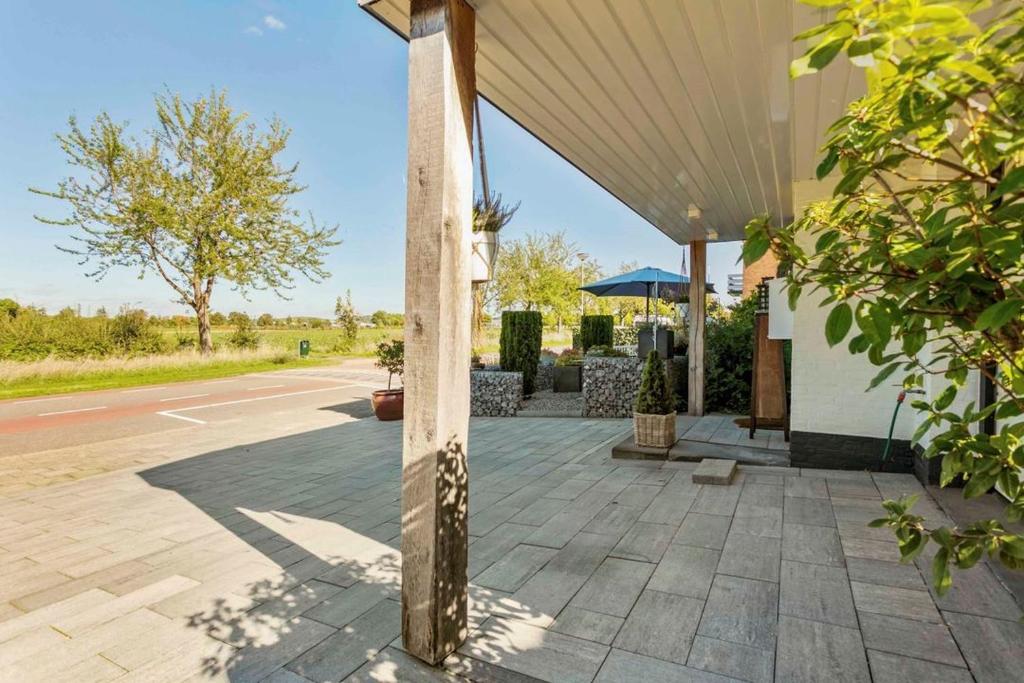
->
left=576, top=252, right=588, bottom=320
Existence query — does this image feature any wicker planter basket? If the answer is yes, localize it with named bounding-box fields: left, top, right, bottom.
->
left=633, top=411, right=677, bottom=448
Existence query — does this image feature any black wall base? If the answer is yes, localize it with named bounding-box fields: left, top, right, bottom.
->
left=791, top=430, right=913, bottom=472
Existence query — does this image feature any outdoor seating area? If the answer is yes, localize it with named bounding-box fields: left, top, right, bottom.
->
left=1, top=415, right=1020, bottom=682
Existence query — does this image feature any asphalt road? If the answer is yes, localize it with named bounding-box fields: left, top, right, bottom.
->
left=0, top=363, right=391, bottom=457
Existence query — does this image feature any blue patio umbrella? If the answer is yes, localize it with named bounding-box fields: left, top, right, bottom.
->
left=579, top=266, right=715, bottom=320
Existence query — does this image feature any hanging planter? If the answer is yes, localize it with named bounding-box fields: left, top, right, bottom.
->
left=471, top=230, right=499, bottom=283
left=470, top=96, right=518, bottom=284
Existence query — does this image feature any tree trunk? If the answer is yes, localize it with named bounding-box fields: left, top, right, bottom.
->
left=471, top=284, right=483, bottom=352
left=196, top=300, right=213, bottom=354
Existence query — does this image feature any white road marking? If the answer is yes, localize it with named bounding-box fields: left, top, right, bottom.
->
left=13, top=396, right=69, bottom=405
left=160, top=385, right=356, bottom=418
left=38, top=406, right=107, bottom=417
left=159, top=393, right=210, bottom=402
left=247, top=384, right=286, bottom=391
left=121, top=387, right=163, bottom=394
left=156, top=410, right=207, bottom=425
left=202, top=379, right=237, bottom=385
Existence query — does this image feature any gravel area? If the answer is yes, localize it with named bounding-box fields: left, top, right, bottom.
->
left=517, top=389, right=583, bottom=417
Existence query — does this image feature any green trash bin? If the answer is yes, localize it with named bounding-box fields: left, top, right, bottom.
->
left=299, top=340, right=310, bottom=358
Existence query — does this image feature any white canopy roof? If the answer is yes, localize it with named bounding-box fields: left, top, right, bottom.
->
left=360, top=0, right=863, bottom=243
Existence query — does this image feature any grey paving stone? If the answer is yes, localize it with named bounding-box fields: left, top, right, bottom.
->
left=509, top=532, right=619, bottom=624
left=303, top=581, right=396, bottom=628
left=783, top=496, right=835, bottom=527
left=728, top=513, right=782, bottom=539
left=672, top=513, right=731, bottom=550
left=544, top=478, right=596, bottom=501
left=287, top=599, right=400, bottom=682
left=457, top=616, right=608, bottom=683
left=582, top=503, right=641, bottom=538
left=345, top=646, right=461, bottom=682
left=850, top=581, right=942, bottom=623
left=647, top=544, right=720, bottom=600
left=638, top=487, right=696, bottom=526
left=474, top=544, right=557, bottom=593
left=779, top=560, right=857, bottom=628
left=595, top=648, right=739, bottom=683
left=717, top=533, right=781, bottom=583
left=613, top=484, right=662, bottom=508
left=830, top=496, right=884, bottom=522
left=687, top=635, right=773, bottom=683
left=867, top=650, right=972, bottom=683
left=225, top=615, right=337, bottom=682
left=827, top=479, right=880, bottom=499
left=613, top=590, right=704, bottom=665
left=468, top=523, right=536, bottom=578
left=697, top=575, right=778, bottom=650
left=930, top=561, right=1024, bottom=621
left=690, top=486, right=741, bottom=517
left=610, top=522, right=675, bottom=563
left=858, top=612, right=966, bottom=668
left=781, top=523, right=844, bottom=566
left=569, top=557, right=653, bottom=617
left=945, top=611, right=1024, bottom=682
left=692, top=459, right=737, bottom=485
left=443, top=651, right=547, bottom=683
left=784, top=477, right=829, bottom=499
left=736, top=482, right=782, bottom=508
left=836, top=517, right=898, bottom=542
left=775, top=615, right=870, bottom=683
left=550, top=607, right=623, bottom=645
left=841, top=536, right=901, bottom=563
left=845, top=557, right=925, bottom=591
left=508, top=498, right=570, bottom=527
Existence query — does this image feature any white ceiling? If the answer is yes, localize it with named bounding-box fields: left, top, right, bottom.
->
left=360, top=0, right=863, bottom=244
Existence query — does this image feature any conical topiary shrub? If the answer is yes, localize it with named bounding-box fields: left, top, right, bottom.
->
left=634, top=349, right=676, bottom=448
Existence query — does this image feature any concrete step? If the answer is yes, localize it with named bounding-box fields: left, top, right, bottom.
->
left=669, top=439, right=790, bottom=467
left=692, top=458, right=738, bottom=485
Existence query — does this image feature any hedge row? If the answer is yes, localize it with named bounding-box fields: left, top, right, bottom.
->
left=499, top=310, right=542, bottom=394
left=579, top=315, right=614, bottom=351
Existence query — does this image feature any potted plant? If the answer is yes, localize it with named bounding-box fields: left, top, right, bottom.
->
left=372, top=338, right=404, bottom=421
left=471, top=193, right=519, bottom=283
left=634, top=349, right=676, bottom=448
left=553, top=349, right=583, bottom=393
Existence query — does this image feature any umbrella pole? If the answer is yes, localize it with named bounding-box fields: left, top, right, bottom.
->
left=645, top=284, right=650, bottom=322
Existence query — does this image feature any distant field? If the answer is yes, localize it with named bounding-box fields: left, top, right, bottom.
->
left=1, top=326, right=572, bottom=399
left=162, top=326, right=409, bottom=358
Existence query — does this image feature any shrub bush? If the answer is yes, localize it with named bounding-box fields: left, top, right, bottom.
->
left=579, top=315, right=614, bottom=351
left=499, top=310, right=542, bottom=394
left=227, top=318, right=261, bottom=350
left=636, top=350, right=673, bottom=415
left=704, top=296, right=755, bottom=413
left=110, top=309, right=167, bottom=355
left=613, top=325, right=638, bottom=346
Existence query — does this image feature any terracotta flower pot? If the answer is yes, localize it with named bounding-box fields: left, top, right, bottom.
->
left=372, top=389, right=404, bottom=421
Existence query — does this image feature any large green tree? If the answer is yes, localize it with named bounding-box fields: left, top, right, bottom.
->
left=33, top=90, right=339, bottom=353
left=493, top=231, right=600, bottom=330
left=745, top=0, right=1024, bottom=591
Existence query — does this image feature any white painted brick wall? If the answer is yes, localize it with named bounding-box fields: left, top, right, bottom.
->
left=790, top=287, right=915, bottom=440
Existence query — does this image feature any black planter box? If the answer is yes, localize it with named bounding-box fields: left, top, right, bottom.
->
left=638, top=327, right=674, bottom=359
left=553, top=365, right=582, bottom=393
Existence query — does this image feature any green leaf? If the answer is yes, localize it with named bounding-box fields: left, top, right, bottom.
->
left=825, top=302, right=853, bottom=347
left=1003, top=537, right=1024, bottom=560
left=934, top=385, right=957, bottom=411
left=975, top=299, right=1023, bottom=331
left=964, top=472, right=997, bottom=499
left=990, top=167, right=1024, bottom=201
left=816, top=147, right=840, bottom=180
left=932, top=548, right=952, bottom=596
left=868, top=362, right=901, bottom=390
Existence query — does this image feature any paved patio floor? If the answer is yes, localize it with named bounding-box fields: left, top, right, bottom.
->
left=1, top=415, right=1022, bottom=682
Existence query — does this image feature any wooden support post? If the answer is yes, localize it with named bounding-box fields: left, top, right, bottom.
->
left=688, top=240, right=706, bottom=416
left=401, top=0, right=475, bottom=665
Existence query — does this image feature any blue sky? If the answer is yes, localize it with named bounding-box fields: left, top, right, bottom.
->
left=0, top=1, right=740, bottom=318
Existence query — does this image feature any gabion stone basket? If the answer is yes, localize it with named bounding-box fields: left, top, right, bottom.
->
left=633, top=411, right=677, bottom=448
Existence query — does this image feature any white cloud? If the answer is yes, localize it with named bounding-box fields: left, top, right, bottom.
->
left=244, top=25, right=263, bottom=36
left=263, top=15, right=286, bottom=31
